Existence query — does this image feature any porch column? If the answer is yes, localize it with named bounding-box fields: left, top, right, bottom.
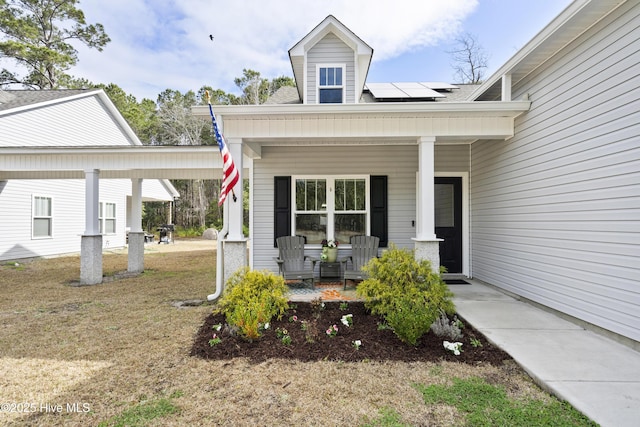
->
left=128, top=178, right=144, bottom=274
left=413, top=137, right=442, bottom=273
left=223, top=137, right=248, bottom=283
left=80, top=169, right=103, bottom=285
left=502, top=73, right=512, bottom=101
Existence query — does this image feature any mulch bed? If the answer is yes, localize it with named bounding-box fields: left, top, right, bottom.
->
left=190, top=301, right=512, bottom=365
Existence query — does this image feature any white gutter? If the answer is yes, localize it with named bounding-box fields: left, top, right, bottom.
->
left=208, top=201, right=229, bottom=301
left=192, top=100, right=531, bottom=117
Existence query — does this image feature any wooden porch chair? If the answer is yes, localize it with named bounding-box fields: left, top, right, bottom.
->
left=341, top=235, right=380, bottom=290
left=274, top=236, right=318, bottom=288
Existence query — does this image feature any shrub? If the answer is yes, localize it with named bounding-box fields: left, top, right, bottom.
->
left=356, top=245, right=455, bottom=345
left=430, top=310, right=464, bottom=341
left=217, top=268, right=289, bottom=340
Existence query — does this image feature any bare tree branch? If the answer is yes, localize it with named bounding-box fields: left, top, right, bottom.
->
left=448, top=32, right=489, bottom=84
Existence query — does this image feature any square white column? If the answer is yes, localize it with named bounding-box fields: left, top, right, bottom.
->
left=84, top=169, right=100, bottom=236
left=81, top=169, right=103, bottom=284
left=413, top=137, right=442, bottom=273
left=416, top=137, right=437, bottom=240
left=130, top=178, right=143, bottom=233
left=225, top=137, right=244, bottom=241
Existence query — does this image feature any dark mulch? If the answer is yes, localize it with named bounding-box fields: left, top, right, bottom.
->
left=190, top=301, right=512, bottom=365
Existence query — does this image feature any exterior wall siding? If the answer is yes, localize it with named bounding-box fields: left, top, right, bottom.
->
left=0, top=96, right=134, bottom=147
left=435, top=145, right=469, bottom=172
left=307, top=33, right=355, bottom=104
left=470, top=1, right=640, bottom=342
left=251, top=143, right=468, bottom=273
left=0, top=179, right=131, bottom=261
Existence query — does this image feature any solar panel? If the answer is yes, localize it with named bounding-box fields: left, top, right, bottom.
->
left=365, top=83, right=410, bottom=98
left=393, top=82, right=444, bottom=98
left=420, top=82, right=459, bottom=91
left=365, top=82, right=453, bottom=100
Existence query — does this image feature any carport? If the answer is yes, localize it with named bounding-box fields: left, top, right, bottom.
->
left=0, top=144, right=248, bottom=285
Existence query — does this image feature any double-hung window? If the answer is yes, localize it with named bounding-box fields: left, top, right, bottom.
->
left=317, top=65, right=344, bottom=104
left=32, top=195, right=52, bottom=238
left=294, top=176, right=368, bottom=244
left=99, top=202, right=117, bottom=234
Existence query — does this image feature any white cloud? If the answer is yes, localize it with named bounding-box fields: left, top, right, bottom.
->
left=71, top=0, right=478, bottom=100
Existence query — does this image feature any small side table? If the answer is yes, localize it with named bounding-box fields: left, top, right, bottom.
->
left=319, top=261, right=341, bottom=280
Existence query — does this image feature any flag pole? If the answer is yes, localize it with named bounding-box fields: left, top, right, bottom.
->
left=205, top=90, right=237, bottom=203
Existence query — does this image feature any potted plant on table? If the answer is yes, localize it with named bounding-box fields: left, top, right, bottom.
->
left=321, top=239, right=339, bottom=262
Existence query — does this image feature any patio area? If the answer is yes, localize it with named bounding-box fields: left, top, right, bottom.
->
left=286, top=280, right=360, bottom=301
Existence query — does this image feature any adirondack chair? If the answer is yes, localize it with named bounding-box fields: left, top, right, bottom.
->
left=341, top=235, right=380, bottom=289
left=274, top=236, right=318, bottom=288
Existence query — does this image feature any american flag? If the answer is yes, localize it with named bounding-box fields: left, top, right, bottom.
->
left=207, top=102, right=239, bottom=206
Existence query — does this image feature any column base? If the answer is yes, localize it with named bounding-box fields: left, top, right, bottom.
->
left=222, top=239, right=248, bottom=285
left=127, top=231, right=145, bottom=274
left=80, top=235, right=103, bottom=285
left=412, top=238, right=442, bottom=274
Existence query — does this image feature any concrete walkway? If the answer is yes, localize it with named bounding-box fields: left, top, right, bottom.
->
left=451, top=280, right=640, bottom=427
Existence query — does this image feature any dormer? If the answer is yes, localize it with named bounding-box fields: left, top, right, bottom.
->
left=288, top=15, right=373, bottom=104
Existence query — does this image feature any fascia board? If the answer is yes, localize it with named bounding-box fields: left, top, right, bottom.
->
left=0, top=145, right=221, bottom=155
left=193, top=101, right=531, bottom=117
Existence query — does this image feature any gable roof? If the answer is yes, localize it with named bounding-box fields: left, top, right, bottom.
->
left=288, top=15, right=373, bottom=102
left=0, top=89, right=145, bottom=148
left=0, top=89, right=90, bottom=111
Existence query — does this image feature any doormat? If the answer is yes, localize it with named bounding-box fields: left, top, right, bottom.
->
left=444, top=279, right=470, bottom=285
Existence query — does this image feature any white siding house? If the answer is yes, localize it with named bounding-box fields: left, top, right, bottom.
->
left=193, top=2, right=639, bottom=346
left=0, top=90, right=178, bottom=262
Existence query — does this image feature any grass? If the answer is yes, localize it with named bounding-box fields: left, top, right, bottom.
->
left=98, top=392, right=182, bottom=427
left=416, top=377, right=597, bottom=426
left=0, top=239, right=596, bottom=426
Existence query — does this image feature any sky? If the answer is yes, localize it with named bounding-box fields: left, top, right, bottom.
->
left=66, top=0, right=574, bottom=102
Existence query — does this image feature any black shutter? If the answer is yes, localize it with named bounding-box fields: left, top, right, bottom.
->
left=274, top=176, right=291, bottom=247
left=370, top=175, right=388, bottom=247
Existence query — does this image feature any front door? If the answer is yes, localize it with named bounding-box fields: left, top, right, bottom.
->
left=435, top=177, right=462, bottom=273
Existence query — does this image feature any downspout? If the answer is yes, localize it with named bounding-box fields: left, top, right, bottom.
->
left=207, top=202, right=229, bottom=301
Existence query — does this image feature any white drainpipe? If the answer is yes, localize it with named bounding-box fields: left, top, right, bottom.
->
left=207, top=203, right=229, bottom=301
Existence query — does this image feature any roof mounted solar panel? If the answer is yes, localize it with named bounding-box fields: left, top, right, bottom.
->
left=365, top=83, right=410, bottom=98
left=420, top=82, right=459, bottom=91
left=393, top=82, right=445, bottom=98
left=365, top=82, right=451, bottom=100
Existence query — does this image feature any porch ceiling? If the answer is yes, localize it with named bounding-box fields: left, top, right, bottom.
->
left=0, top=145, right=247, bottom=180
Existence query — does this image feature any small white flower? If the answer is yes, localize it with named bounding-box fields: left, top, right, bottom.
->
left=443, top=341, right=463, bottom=356
left=341, top=314, right=353, bottom=327
left=264, top=322, right=270, bottom=330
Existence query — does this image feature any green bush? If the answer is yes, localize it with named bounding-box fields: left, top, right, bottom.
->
left=217, top=268, right=289, bottom=340
left=356, top=245, right=455, bottom=345
left=174, top=225, right=205, bottom=238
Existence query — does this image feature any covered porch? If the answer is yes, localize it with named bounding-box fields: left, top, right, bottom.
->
left=0, top=145, right=245, bottom=285
left=193, top=100, right=530, bottom=278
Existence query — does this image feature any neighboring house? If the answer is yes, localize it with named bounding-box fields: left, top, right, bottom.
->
left=0, top=89, right=179, bottom=262
left=195, top=0, right=639, bottom=345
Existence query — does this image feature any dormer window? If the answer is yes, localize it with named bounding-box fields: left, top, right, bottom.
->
left=318, top=65, right=345, bottom=103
